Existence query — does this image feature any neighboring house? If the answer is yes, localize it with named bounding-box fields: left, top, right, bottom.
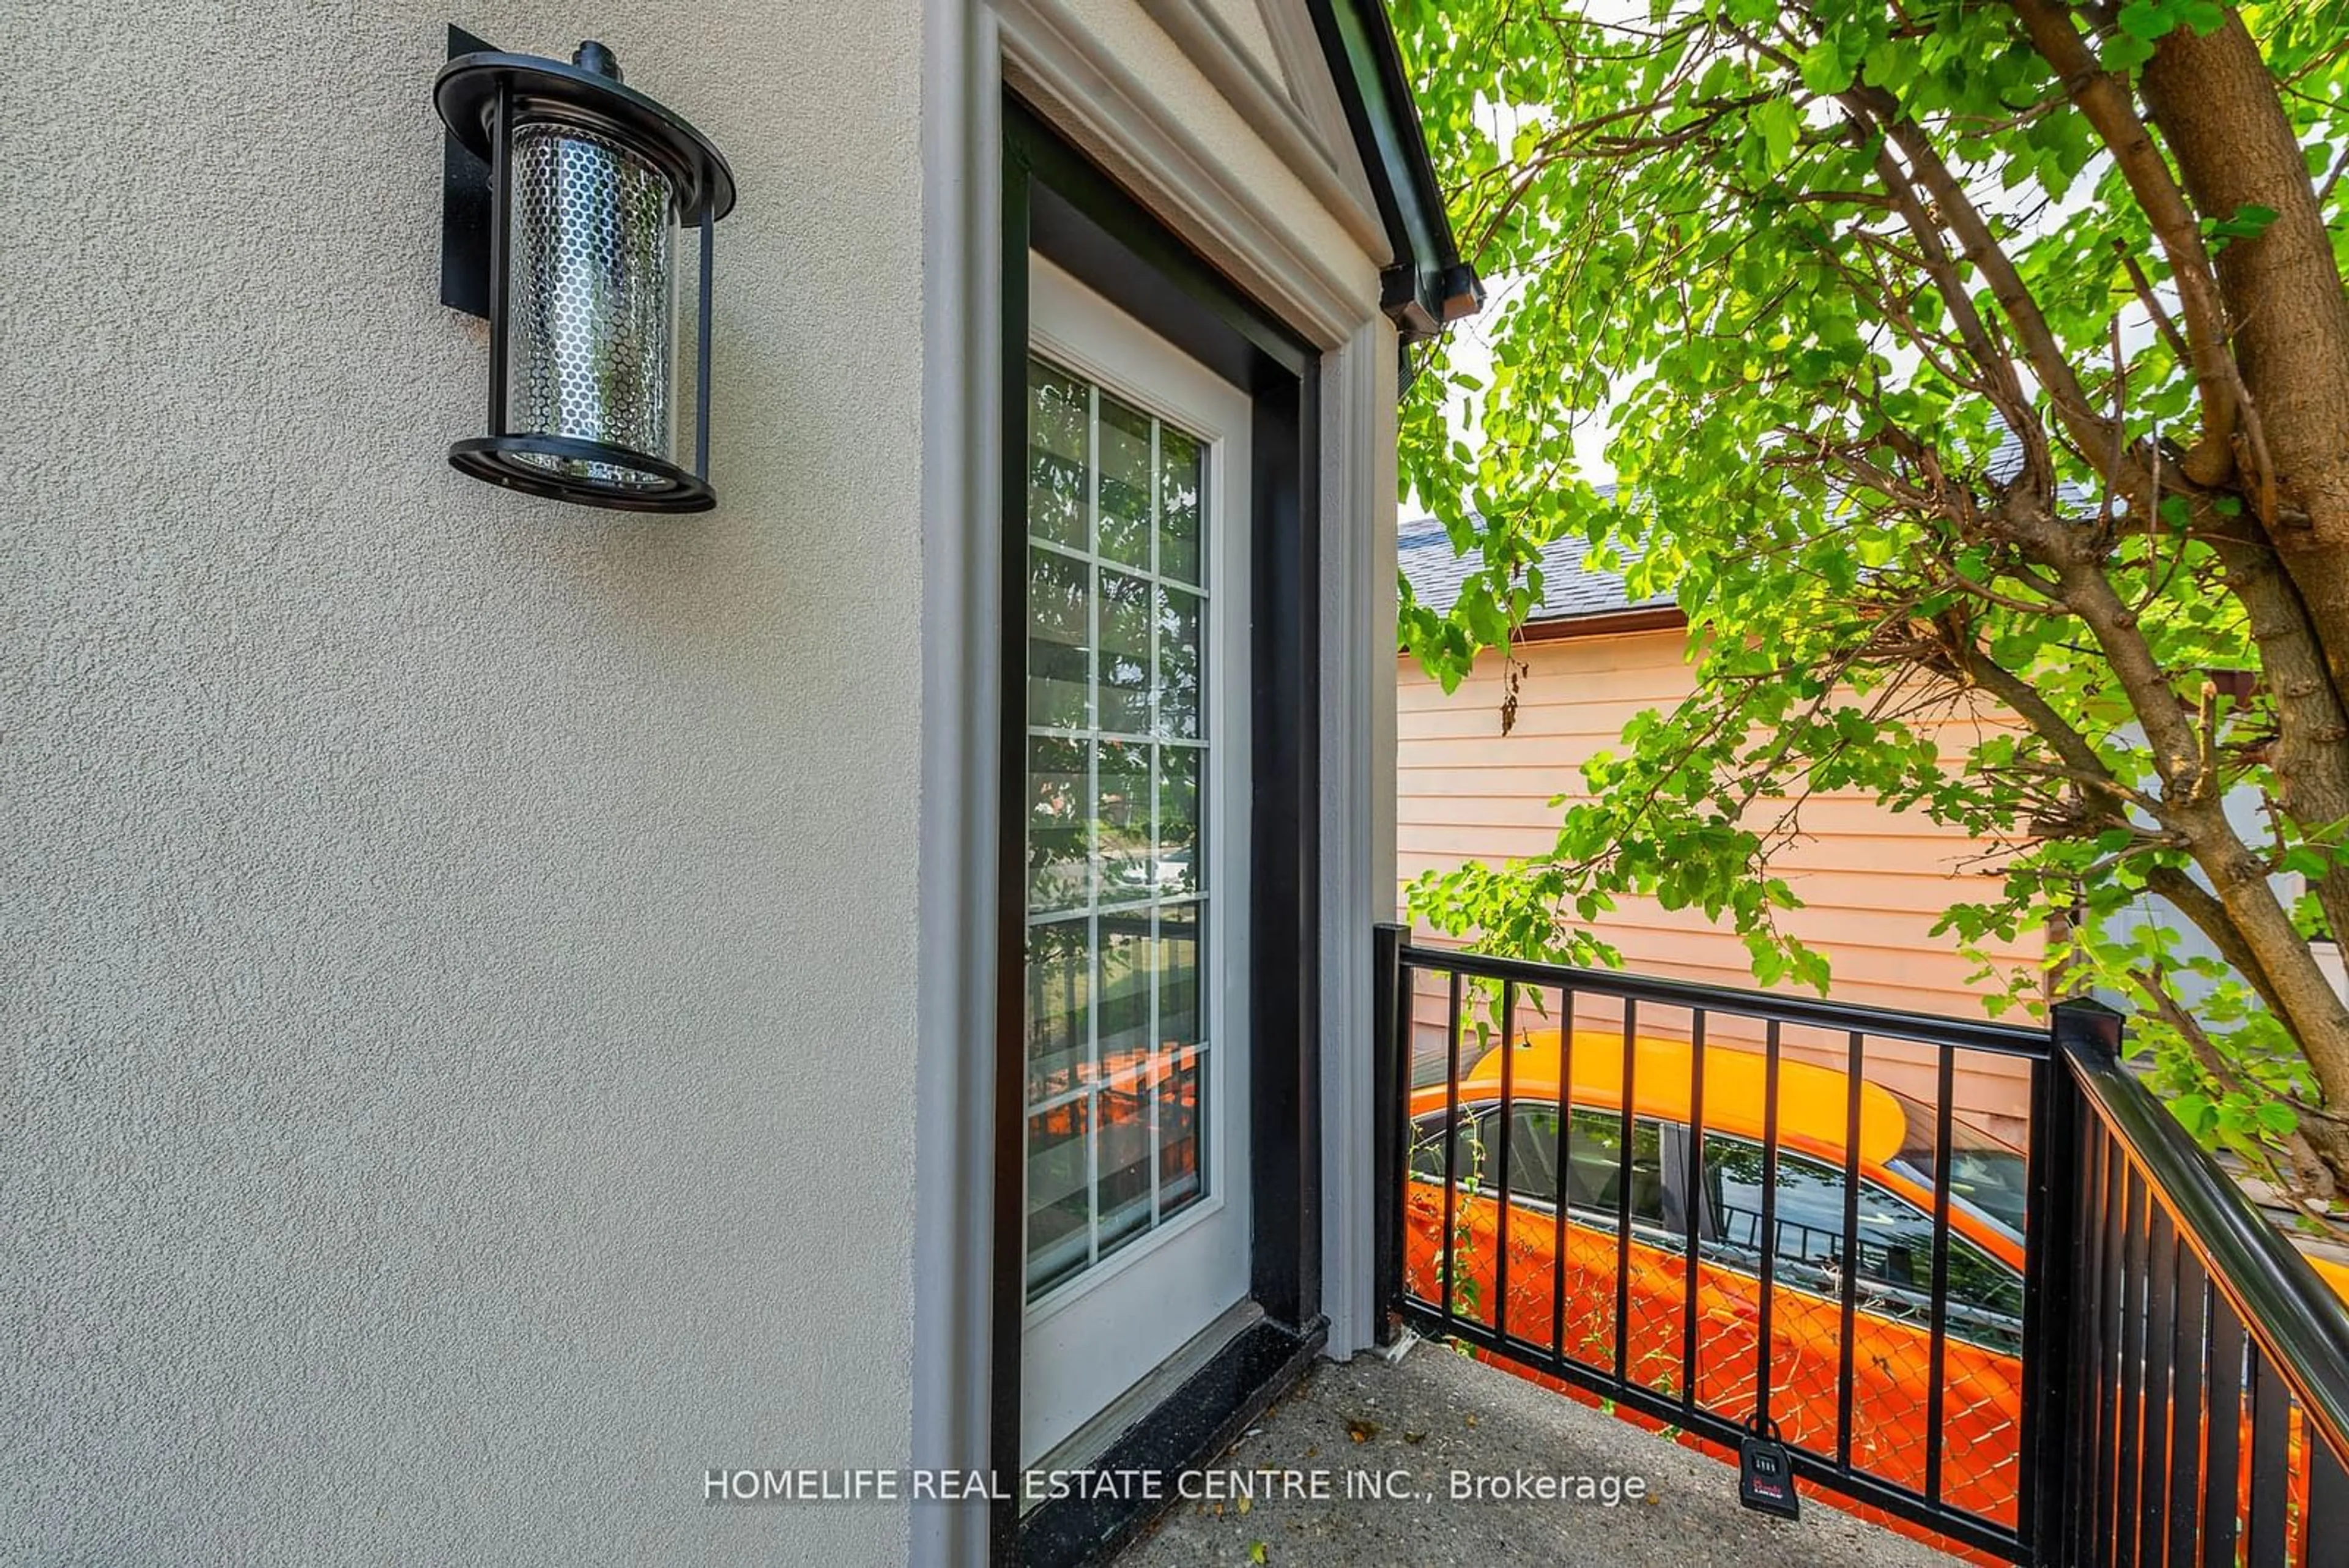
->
left=10, top=9, right=1477, bottom=1567
left=1397, top=521, right=2045, bottom=1137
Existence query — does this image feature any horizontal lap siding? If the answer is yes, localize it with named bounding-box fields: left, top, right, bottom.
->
left=1398, top=632, right=2044, bottom=1136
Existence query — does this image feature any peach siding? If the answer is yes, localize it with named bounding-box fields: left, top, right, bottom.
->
left=1398, top=630, right=2046, bottom=1139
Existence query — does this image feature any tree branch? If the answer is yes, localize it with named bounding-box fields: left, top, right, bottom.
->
left=2011, top=0, right=2248, bottom=488
left=1842, top=82, right=2125, bottom=474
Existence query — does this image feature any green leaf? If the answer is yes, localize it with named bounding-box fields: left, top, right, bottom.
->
left=1754, top=97, right=1802, bottom=170
left=2282, top=847, right=2333, bottom=881
left=1861, top=39, right=1915, bottom=94
left=2210, top=203, right=2282, bottom=243
left=1799, top=40, right=1853, bottom=97
left=2172, top=1093, right=2217, bottom=1138
left=2101, top=29, right=2159, bottom=72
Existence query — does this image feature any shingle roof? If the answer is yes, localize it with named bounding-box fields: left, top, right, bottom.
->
left=1400, top=437, right=2073, bottom=628
left=1398, top=517, right=1675, bottom=624
left=1399, top=436, right=2092, bottom=627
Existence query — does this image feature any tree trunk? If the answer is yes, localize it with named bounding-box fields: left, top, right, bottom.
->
left=2142, top=16, right=2349, bottom=702
left=2139, top=13, right=2349, bottom=1195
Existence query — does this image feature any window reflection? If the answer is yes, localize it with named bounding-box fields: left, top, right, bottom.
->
left=1026, top=915, right=1091, bottom=1101
left=1098, top=394, right=1153, bottom=569
left=1028, top=359, right=1088, bottom=552
left=1704, top=1133, right=2023, bottom=1352
left=1156, top=587, right=1201, bottom=740
left=1023, top=356, right=1217, bottom=1303
left=1157, top=428, right=1202, bottom=585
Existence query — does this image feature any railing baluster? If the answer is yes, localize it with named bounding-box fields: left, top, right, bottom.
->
left=2167, top=1244, right=2207, bottom=1568
left=1836, top=1028, right=1863, bottom=1473
left=1372, top=926, right=1406, bottom=1342
left=2020, top=1036, right=2080, bottom=1556
left=2073, top=1115, right=2111, bottom=1568
left=1494, top=979, right=1516, bottom=1342
left=1681, top=1008, right=1707, bottom=1418
left=2205, top=1298, right=2245, bottom=1568
left=1440, top=968, right=1462, bottom=1334
left=1551, top=989, right=1575, bottom=1368
left=1925, top=1044, right=1956, bottom=1507
left=1614, top=1000, right=1638, bottom=1391
left=1753, top=1018, right=1782, bottom=1431
left=2117, top=1166, right=2147, bottom=1568
left=2098, top=1137, right=2128, bottom=1567
left=2309, top=1434, right=2349, bottom=1568
left=2136, top=1202, right=2176, bottom=1568
left=2246, top=1348, right=2288, bottom=1566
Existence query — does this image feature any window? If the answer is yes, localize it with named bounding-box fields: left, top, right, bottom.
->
left=1882, top=1088, right=2029, bottom=1244
left=1560, top=1109, right=1671, bottom=1232
left=1702, top=1132, right=2024, bottom=1353
left=1409, top=1102, right=1497, bottom=1189
left=1409, top=1101, right=1671, bottom=1233
left=1023, top=355, right=1213, bottom=1301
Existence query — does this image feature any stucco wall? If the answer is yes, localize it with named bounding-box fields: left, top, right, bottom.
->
left=3, top=6, right=921, bottom=1563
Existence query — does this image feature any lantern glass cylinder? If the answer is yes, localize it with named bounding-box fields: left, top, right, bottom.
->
left=503, top=120, right=682, bottom=489
left=437, top=39, right=732, bottom=511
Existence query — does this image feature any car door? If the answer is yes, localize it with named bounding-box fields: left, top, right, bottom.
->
left=1406, top=1099, right=1690, bottom=1388
left=1696, top=1130, right=2026, bottom=1526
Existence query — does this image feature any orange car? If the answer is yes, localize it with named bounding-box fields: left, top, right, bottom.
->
left=1405, top=1030, right=2032, bottom=1526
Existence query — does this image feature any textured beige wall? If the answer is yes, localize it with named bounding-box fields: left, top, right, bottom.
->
left=2, top=5, right=921, bottom=1562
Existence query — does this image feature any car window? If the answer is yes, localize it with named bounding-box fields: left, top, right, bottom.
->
left=1409, top=1103, right=1491, bottom=1189
left=1500, top=1102, right=1561, bottom=1200
left=1560, top=1108, right=1671, bottom=1232
left=1411, top=1103, right=1670, bottom=1235
left=1884, top=1088, right=2029, bottom=1244
left=1703, top=1131, right=2023, bottom=1353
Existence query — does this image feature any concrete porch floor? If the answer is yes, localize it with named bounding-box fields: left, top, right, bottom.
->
left=1116, top=1339, right=1961, bottom=1568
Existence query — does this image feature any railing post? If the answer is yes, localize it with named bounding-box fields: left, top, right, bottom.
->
left=2055, top=995, right=2124, bottom=1062
left=1371, top=921, right=1408, bottom=1347
left=2024, top=998, right=2123, bottom=1564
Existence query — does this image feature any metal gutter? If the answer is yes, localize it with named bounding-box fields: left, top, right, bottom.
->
left=1302, top=0, right=1483, bottom=341
left=1516, top=603, right=1688, bottom=642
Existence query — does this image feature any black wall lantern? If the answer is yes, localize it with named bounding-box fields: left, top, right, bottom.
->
left=436, top=34, right=735, bottom=512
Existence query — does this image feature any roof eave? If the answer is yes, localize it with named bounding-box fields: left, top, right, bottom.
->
left=1305, top=0, right=1484, bottom=346
left=1519, top=604, right=1687, bottom=642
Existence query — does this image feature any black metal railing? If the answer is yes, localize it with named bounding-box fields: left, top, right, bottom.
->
left=1371, top=924, right=2349, bottom=1566
left=2048, top=1004, right=2349, bottom=1567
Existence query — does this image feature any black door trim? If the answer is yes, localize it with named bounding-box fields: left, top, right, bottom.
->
left=996, top=98, right=1326, bottom=1567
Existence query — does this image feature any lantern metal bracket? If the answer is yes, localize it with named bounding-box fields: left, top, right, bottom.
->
left=440, top=24, right=498, bottom=319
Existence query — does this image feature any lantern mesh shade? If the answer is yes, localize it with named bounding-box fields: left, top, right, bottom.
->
left=504, top=122, right=678, bottom=488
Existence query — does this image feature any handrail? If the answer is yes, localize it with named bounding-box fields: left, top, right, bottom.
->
left=1398, top=937, right=2051, bottom=1058
left=2063, top=1027, right=2349, bottom=1467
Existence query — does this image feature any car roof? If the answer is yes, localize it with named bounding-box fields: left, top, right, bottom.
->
left=1431, top=1028, right=1915, bottom=1170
